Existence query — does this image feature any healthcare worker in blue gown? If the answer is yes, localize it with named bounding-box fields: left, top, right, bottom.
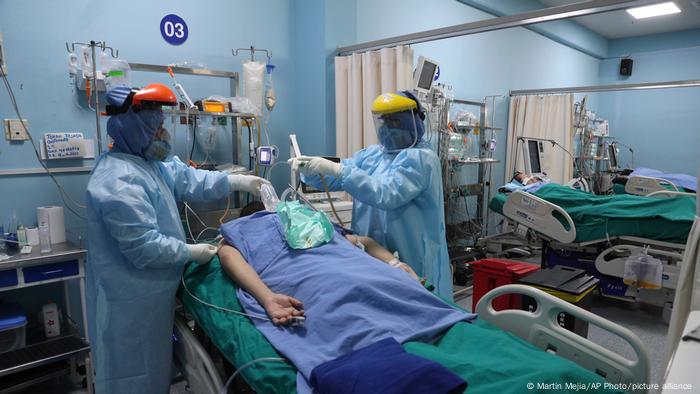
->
left=294, top=91, right=452, bottom=300
left=86, top=83, right=270, bottom=393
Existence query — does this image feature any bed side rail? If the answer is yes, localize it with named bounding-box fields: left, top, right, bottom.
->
left=625, top=176, right=679, bottom=196
left=173, top=314, right=224, bottom=394
left=646, top=190, right=695, bottom=198
left=503, top=191, right=576, bottom=244
left=476, top=285, right=650, bottom=389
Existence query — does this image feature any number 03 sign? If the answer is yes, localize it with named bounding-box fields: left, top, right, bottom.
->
left=160, top=14, right=188, bottom=45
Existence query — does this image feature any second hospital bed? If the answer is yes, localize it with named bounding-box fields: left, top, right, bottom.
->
left=174, top=257, right=650, bottom=394
left=485, top=183, right=696, bottom=306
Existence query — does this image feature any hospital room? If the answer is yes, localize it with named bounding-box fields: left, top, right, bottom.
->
left=0, top=0, right=699, bottom=393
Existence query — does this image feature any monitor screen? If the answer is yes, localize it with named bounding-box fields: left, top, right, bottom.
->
left=417, top=62, right=437, bottom=90
left=527, top=140, right=542, bottom=174
left=608, top=144, right=618, bottom=169
left=260, top=150, right=270, bottom=163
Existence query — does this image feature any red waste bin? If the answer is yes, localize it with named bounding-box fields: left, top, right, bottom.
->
left=470, top=258, right=540, bottom=312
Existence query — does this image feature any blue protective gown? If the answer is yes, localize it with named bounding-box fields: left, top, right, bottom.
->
left=302, top=140, right=452, bottom=300
left=86, top=153, right=229, bottom=393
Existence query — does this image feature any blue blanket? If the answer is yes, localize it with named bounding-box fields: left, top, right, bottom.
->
left=631, top=167, right=697, bottom=192
left=220, top=211, right=474, bottom=393
left=310, top=337, right=467, bottom=394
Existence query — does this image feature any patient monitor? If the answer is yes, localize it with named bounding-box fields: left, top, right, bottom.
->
left=607, top=143, right=619, bottom=172
left=522, top=138, right=546, bottom=178
left=413, top=56, right=439, bottom=95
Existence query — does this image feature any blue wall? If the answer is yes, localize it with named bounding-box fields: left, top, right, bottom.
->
left=609, top=29, right=700, bottom=57
left=291, top=0, right=356, bottom=157
left=0, top=0, right=296, bottom=327
left=597, top=31, right=700, bottom=175
left=0, top=0, right=296, bottom=238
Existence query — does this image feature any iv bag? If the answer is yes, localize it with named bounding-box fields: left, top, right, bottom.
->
left=243, top=60, right=265, bottom=115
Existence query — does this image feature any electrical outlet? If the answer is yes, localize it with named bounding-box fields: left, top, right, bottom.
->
left=4, top=119, right=29, bottom=141
left=0, top=32, right=6, bottom=75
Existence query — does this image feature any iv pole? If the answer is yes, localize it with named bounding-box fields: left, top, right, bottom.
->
left=66, top=40, right=120, bottom=155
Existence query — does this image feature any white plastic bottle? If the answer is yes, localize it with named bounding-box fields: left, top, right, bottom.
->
left=42, top=302, right=60, bottom=338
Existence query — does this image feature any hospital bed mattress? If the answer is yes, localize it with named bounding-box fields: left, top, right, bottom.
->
left=179, top=258, right=620, bottom=394
left=490, top=183, right=695, bottom=243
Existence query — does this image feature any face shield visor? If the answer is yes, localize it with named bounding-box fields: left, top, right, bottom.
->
left=373, top=108, right=419, bottom=153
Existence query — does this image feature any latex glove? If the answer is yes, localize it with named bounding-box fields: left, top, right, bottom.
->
left=288, top=156, right=341, bottom=177
left=228, top=174, right=271, bottom=195
left=187, top=243, right=218, bottom=265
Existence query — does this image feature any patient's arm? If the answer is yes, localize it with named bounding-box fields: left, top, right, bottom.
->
left=344, top=234, right=419, bottom=280
left=218, top=243, right=304, bottom=325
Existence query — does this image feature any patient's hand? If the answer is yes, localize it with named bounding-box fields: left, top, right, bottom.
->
left=262, top=294, right=305, bottom=326
left=396, top=262, right=419, bottom=280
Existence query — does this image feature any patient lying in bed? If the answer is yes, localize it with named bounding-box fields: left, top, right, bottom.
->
left=217, top=203, right=473, bottom=392
left=499, top=171, right=550, bottom=193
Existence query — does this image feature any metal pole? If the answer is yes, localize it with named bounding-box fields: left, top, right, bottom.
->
left=336, top=0, right=662, bottom=55
left=509, top=79, right=700, bottom=96
left=90, top=41, right=103, bottom=154
left=477, top=102, right=487, bottom=232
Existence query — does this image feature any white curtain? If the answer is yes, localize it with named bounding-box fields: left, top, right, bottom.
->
left=506, top=94, right=574, bottom=184
left=334, top=46, right=414, bottom=157
left=666, top=207, right=700, bottom=361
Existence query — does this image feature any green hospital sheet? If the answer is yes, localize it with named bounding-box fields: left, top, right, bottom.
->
left=490, top=183, right=695, bottom=243
left=180, top=259, right=620, bottom=393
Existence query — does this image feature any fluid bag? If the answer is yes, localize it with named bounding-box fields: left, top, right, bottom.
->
left=623, top=252, right=663, bottom=289
left=276, top=201, right=333, bottom=249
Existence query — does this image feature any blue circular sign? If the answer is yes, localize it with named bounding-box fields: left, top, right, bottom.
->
left=160, top=14, right=188, bottom=45
left=434, top=66, right=440, bottom=81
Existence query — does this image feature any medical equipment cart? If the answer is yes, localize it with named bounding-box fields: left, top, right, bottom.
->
left=0, top=242, right=92, bottom=393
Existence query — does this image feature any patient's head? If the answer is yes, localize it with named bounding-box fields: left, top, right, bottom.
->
left=240, top=201, right=266, bottom=218
left=513, top=171, right=541, bottom=185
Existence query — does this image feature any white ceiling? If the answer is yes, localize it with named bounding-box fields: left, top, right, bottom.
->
left=538, top=0, right=700, bottom=38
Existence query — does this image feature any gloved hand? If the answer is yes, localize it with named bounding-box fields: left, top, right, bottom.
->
left=288, top=156, right=342, bottom=177
left=187, top=243, right=218, bottom=265
left=228, top=174, right=271, bottom=195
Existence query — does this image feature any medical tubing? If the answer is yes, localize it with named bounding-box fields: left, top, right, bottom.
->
left=219, top=194, right=232, bottom=224
left=246, top=121, right=254, bottom=171
left=189, top=117, right=198, bottom=162
left=319, top=174, right=345, bottom=227
left=180, top=276, right=269, bottom=322
left=265, top=160, right=291, bottom=181
left=184, top=202, right=209, bottom=242
left=184, top=204, right=196, bottom=242
left=0, top=65, right=87, bottom=218
left=220, top=357, right=287, bottom=394
left=195, top=227, right=218, bottom=242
